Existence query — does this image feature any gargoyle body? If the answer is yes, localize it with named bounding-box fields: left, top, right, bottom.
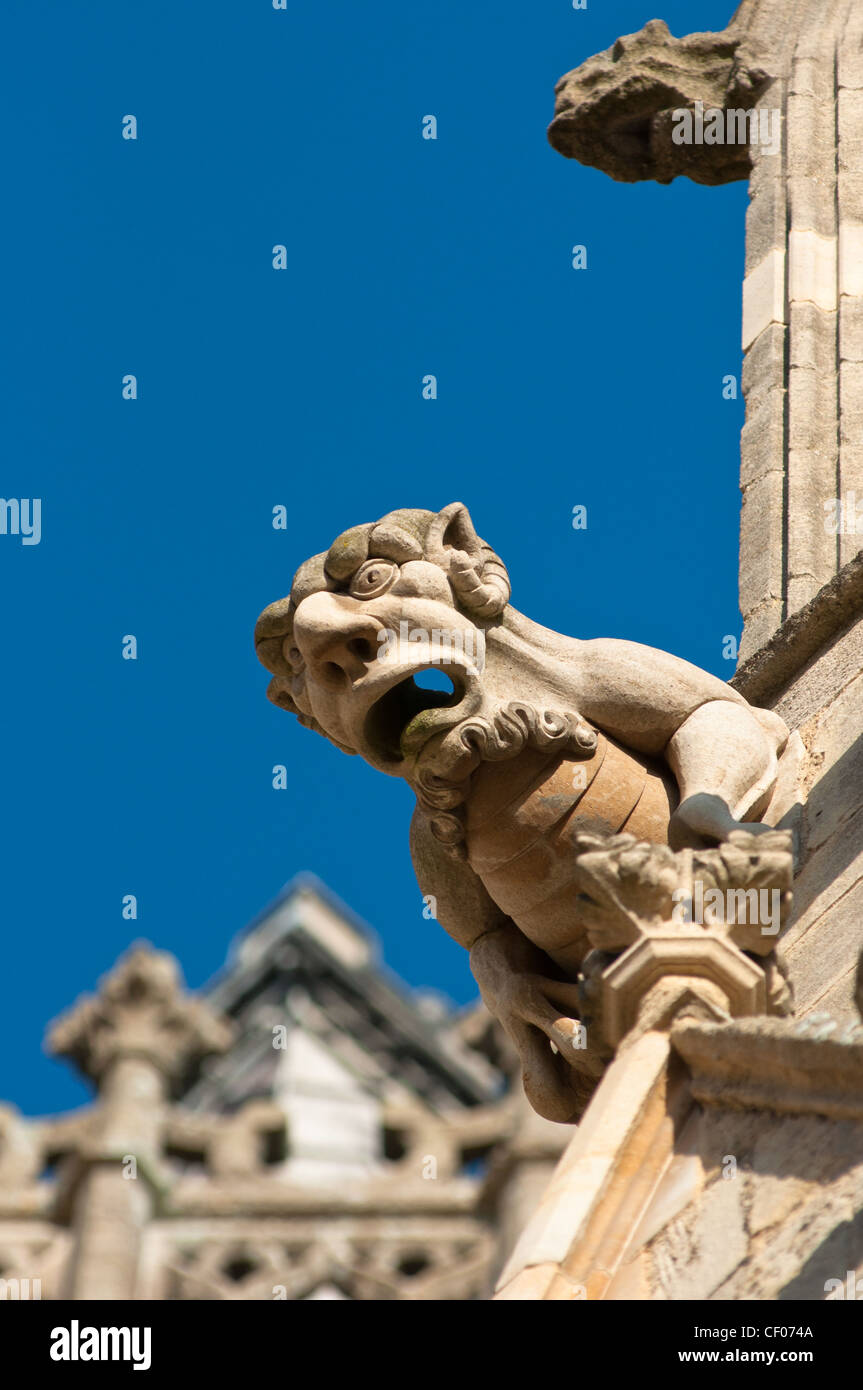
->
left=255, top=504, right=790, bottom=1121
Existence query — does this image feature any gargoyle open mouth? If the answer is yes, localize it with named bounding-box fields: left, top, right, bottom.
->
left=364, top=669, right=467, bottom=764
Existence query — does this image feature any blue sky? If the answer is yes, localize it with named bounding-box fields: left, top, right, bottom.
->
left=3, top=0, right=746, bottom=1114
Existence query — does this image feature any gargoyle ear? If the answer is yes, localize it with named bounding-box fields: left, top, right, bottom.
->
left=426, top=502, right=511, bottom=619
left=426, top=502, right=483, bottom=563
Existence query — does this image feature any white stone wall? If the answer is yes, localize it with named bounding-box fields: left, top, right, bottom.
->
left=610, top=1103, right=863, bottom=1301
left=772, top=613, right=863, bottom=1019
left=739, top=1, right=863, bottom=659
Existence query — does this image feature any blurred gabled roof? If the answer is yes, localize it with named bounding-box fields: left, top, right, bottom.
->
left=183, top=874, right=505, bottom=1115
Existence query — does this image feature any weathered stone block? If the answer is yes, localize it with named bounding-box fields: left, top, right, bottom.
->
left=650, top=1177, right=747, bottom=1301
left=743, top=249, right=786, bottom=349
left=787, top=876, right=863, bottom=1015
left=839, top=88, right=863, bottom=173
left=788, top=299, right=838, bottom=370
left=739, top=599, right=784, bottom=663
left=742, top=321, right=786, bottom=407
left=840, top=360, right=863, bottom=444
left=787, top=177, right=838, bottom=242
left=740, top=389, right=785, bottom=488
left=746, top=168, right=787, bottom=273
left=840, top=295, right=863, bottom=362
left=787, top=91, right=837, bottom=180
left=739, top=472, right=785, bottom=616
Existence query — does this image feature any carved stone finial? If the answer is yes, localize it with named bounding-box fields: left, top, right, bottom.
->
left=548, top=18, right=770, bottom=185
left=572, top=829, right=793, bottom=1050
left=47, top=944, right=232, bottom=1092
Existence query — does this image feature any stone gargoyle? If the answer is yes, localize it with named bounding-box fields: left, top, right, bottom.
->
left=255, top=504, right=792, bottom=1122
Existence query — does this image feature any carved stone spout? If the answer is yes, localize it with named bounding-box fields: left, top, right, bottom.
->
left=549, top=17, right=771, bottom=185
left=255, top=504, right=798, bottom=1122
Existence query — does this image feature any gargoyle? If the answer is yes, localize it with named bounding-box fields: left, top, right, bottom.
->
left=548, top=17, right=772, bottom=186
left=255, top=504, right=790, bottom=1121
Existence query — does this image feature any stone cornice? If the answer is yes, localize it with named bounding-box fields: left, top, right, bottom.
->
left=730, top=552, right=863, bottom=706
left=671, top=1013, right=863, bottom=1120
left=166, top=1175, right=484, bottom=1219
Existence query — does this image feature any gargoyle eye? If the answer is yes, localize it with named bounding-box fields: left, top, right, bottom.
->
left=349, top=559, right=398, bottom=600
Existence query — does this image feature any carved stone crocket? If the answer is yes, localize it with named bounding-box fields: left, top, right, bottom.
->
left=255, top=505, right=790, bottom=1122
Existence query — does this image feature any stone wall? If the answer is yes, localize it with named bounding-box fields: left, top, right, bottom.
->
left=495, top=1017, right=863, bottom=1301
left=733, top=563, right=863, bottom=1022
left=609, top=1097, right=863, bottom=1300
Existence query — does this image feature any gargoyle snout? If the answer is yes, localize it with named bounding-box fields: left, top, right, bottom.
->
left=292, top=591, right=385, bottom=685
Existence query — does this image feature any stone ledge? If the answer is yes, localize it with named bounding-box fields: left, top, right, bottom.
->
left=732, top=550, right=863, bottom=705
left=167, top=1175, right=484, bottom=1219
left=671, top=1013, right=863, bottom=1120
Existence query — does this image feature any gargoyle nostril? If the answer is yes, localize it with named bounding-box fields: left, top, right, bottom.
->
left=348, top=638, right=376, bottom=663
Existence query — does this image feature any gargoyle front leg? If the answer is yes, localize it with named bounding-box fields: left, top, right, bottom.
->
left=666, top=699, right=788, bottom=848
left=470, top=922, right=607, bottom=1124
left=410, top=807, right=603, bottom=1123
